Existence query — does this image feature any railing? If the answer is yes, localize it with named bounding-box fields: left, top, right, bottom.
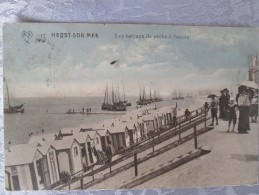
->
left=46, top=105, right=210, bottom=190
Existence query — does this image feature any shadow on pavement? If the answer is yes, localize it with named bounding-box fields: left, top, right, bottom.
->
left=231, top=154, right=258, bottom=162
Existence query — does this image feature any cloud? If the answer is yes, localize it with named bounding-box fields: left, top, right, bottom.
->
left=4, top=26, right=257, bottom=98
left=190, top=27, right=244, bottom=47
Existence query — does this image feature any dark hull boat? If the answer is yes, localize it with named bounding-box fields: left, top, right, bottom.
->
left=4, top=78, right=25, bottom=114
left=172, top=91, right=184, bottom=100
left=101, top=83, right=126, bottom=112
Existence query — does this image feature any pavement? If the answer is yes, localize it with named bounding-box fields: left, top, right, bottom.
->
left=61, top=117, right=258, bottom=190
left=135, top=119, right=258, bottom=189
left=86, top=119, right=212, bottom=190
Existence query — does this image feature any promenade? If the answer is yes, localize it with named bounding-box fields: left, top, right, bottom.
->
left=88, top=118, right=258, bottom=189
left=136, top=119, right=258, bottom=188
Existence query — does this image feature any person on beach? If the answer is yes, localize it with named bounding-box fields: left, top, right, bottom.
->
left=209, top=96, right=219, bottom=126
left=237, top=86, right=250, bottom=134
left=226, top=97, right=238, bottom=132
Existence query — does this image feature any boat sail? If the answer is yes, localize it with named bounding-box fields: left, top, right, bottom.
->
left=101, top=82, right=126, bottom=111
left=122, top=84, right=131, bottom=106
left=172, top=91, right=184, bottom=100
left=4, top=77, right=25, bottom=113
left=136, top=85, right=163, bottom=105
left=136, top=85, right=148, bottom=105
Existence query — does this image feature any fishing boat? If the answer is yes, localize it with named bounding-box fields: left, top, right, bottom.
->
left=172, top=91, right=184, bottom=100
left=102, top=83, right=126, bottom=111
left=136, top=86, right=148, bottom=105
left=4, top=77, right=25, bottom=113
left=122, top=84, right=131, bottom=106
left=154, top=90, right=163, bottom=102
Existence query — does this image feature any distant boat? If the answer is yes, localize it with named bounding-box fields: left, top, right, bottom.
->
left=102, top=83, right=126, bottom=111
left=136, top=86, right=148, bottom=105
left=136, top=86, right=163, bottom=105
left=122, top=84, right=131, bottom=106
left=4, top=77, right=25, bottom=114
left=172, top=91, right=184, bottom=100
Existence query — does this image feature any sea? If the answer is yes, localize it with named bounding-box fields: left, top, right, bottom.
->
left=4, top=96, right=196, bottom=148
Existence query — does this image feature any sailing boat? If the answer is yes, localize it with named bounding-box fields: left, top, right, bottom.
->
left=172, top=91, right=184, bottom=100
left=4, top=77, right=25, bottom=113
left=136, top=86, right=148, bottom=105
left=101, top=82, right=126, bottom=111
left=122, top=84, right=131, bottom=106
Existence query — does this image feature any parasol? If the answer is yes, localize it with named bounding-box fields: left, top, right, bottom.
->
left=207, top=94, right=217, bottom=98
left=240, top=80, right=258, bottom=89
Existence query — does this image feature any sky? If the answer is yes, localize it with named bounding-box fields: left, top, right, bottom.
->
left=3, top=23, right=259, bottom=98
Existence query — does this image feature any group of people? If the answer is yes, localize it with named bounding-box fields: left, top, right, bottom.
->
left=207, top=86, right=258, bottom=134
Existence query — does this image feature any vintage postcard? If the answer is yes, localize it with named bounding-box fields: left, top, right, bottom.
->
left=3, top=23, right=259, bottom=191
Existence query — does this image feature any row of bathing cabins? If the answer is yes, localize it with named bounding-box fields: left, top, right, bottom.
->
left=5, top=106, right=178, bottom=191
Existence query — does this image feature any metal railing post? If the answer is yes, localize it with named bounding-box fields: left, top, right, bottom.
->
left=80, top=178, right=83, bottom=189
left=152, top=135, right=155, bottom=153
left=205, top=110, right=207, bottom=128
left=134, top=151, right=138, bottom=176
left=194, top=125, right=198, bottom=149
left=91, top=167, right=95, bottom=181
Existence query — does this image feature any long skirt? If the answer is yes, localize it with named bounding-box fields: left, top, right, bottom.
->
left=238, top=106, right=250, bottom=133
left=250, top=104, right=258, bottom=117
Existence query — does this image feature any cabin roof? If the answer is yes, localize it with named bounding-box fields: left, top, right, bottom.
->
left=86, top=131, right=97, bottom=139
left=60, top=132, right=87, bottom=144
left=52, top=138, right=80, bottom=150
left=97, top=129, right=109, bottom=137
left=5, top=144, right=38, bottom=166
left=142, top=114, right=156, bottom=121
left=125, top=122, right=136, bottom=130
left=108, top=122, right=127, bottom=133
left=37, top=144, right=52, bottom=155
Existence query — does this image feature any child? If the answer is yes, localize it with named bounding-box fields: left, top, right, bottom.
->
left=209, top=96, right=219, bottom=126
left=226, top=97, right=238, bottom=132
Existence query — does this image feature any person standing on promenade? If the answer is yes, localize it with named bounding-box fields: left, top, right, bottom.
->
left=209, top=96, right=219, bottom=126
left=250, top=94, right=258, bottom=123
left=224, top=88, right=230, bottom=120
left=219, top=90, right=227, bottom=119
left=237, top=87, right=251, bottom=134
left=226, top=97, right=238, bottom=133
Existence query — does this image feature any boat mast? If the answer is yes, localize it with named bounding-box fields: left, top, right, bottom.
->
left=4, top=77, right=10, bottom=108
left=112, top=82, right=114, bottom=104
left=107, top=82, right=109, bottom=104
left=149, top=85, right=152, bottom=100
left=104, top=83, right=107, bottom=104
left=123, top=84, right=125, bottom=102
left=118, top=85, right=121, bottom=102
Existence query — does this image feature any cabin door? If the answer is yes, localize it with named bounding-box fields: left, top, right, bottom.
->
left=42, top=158, right=51, bottom=187
left=49, top=151, right=58, bottom=183
left=87, top=142, right=94, bottom=164
left=36, top=158, right=51, bottom=187
left=128, top=130, right=134, bottom=144
left=12, top=175, right=20, bottom=190
left=81, top=147, right=87, bottom=167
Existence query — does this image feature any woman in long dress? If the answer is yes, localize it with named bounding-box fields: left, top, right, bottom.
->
left=237, top=89, right=250, bottom=134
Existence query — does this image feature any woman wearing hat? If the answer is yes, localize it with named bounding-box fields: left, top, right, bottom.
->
left=237, top=87, right=251, bottom=134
